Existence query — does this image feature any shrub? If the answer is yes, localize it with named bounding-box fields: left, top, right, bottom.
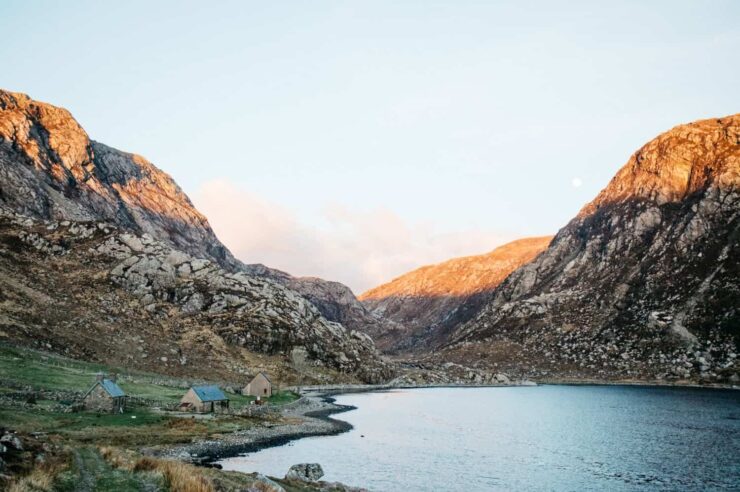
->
left=133, top=456, right=214, bottom=492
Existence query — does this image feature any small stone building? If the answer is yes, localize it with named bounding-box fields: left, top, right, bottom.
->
left=179, top=385, right=229, bottom=413
left=82, top=373, right=126, bottom=413
left=243, top=372, right=272, bottom=397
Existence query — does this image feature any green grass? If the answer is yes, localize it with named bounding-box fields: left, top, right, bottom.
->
left=0, top=343, right=261, bottom=407
left=0, top=403, right=262, bottom=449
left=0, top=406, right=165, bottom=433
left=0, top=345, right=109, bottom=391
left=266, top=390, right=300, bottom=405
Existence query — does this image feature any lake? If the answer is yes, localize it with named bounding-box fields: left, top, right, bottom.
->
left=219, top=386, right=740, bottom=491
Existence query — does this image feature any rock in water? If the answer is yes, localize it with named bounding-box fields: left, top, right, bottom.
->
left=285, top=463, right=325, bottom=482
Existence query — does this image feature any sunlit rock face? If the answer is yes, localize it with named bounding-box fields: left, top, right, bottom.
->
left=0, top=89, right=405, bottom=347
left=0, top=90, right=238, bottom=270
left=359, top=237, right=552, bottom=352
left=444, top=115, right=740, bottom=384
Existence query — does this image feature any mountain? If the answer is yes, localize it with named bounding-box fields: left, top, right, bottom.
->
left=243, top=264, right=405, bottom=350
left=0, top=90, right=393, bottom=383
left=359, top=237, right=552, bottom=351
left=0, top=89, right=398, bottom=349
left=0, top=90, right=239, bottom=270
left=0, top=207, right=393, bottom=383
left=441, top=115, right=740, bottom=384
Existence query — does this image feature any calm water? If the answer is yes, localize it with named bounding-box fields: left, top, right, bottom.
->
left=219, top=386, right=740, bottom=491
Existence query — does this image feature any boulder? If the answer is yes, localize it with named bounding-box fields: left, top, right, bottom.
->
left=0, top=434, right=22, bottom=451
left=285, top=463, right=324, bottom=482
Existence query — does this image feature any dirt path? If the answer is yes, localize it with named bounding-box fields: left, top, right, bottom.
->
left=71, top=448, right=98, bottom=492
left=71, top=447, right=161, bottom=491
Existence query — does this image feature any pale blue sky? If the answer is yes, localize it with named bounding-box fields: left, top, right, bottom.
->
left=1, top=1, right=738, bottom=291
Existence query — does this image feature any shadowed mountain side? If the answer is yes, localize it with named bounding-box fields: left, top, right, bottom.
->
left=243, top=263, right=404, bottom=350
left=360, top=236, right=552, bottom=351
left=368, top=290, right=497, bottom=353
left=440, top=114, right=740, bottom=384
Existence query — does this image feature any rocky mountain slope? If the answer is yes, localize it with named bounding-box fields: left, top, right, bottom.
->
left=0, top=89, right=404, bottom=351
left=0, top=207, right=393, bottom=383
left=360, top=237, right=552, bottom=351
left=441, top=115, right=740, bottom=384
left=244, top=264, right=404, bottom=350
left=0, top=90, right=239, bottom=270
left=0, top=89, right=394, bottom=383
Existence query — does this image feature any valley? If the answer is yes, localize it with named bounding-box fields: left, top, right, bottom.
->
left=0, top=88, right=737, bottom=490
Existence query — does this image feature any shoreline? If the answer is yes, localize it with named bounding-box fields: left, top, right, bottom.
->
left=295, top=378, right=739, bottom=397
left=146, top=395, right=358, bottom=466
left=152, top=378, right=738, bottom=467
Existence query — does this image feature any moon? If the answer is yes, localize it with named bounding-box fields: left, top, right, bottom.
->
left=571, top=177, right=583, bottom=188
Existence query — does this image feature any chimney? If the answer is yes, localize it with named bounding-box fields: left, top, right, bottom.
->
left=109, top=373, right=117, bottom=383
left=96, top=372, right=105, bottom=382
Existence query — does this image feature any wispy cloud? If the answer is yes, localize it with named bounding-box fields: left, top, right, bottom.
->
left=194, top=180, right=514, bottom=294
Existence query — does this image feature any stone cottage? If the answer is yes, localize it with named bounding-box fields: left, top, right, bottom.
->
left=179, top=385, right=229, bottom=413
left=243, top=372, right=272, bottom=397
left=82, top=373, right=126, bottom=413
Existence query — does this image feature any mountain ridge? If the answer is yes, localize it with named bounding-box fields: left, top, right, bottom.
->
left=0, top=89, right=393, bottom=383
left=439, top=114, right=739, bottom=384
left=0, top=89, right=240, bottom=270
left=359, top=236, right=552, bottom=351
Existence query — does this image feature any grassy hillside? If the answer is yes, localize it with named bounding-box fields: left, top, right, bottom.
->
left=0, top=344, right=298, bottom=406
left=0, top=342, right=309, bottom=490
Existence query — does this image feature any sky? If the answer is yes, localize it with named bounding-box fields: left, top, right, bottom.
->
left=1, top=1, right=738, bottom=292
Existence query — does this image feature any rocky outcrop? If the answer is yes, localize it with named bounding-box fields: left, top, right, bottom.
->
left=359, top=237, right=552, bottom=351
left=443, top=115, right=740, bottom=384
left=0, top=90, right=238, bottom=270
left=285, top=463, right=324, bottom=482
left=244, top=264, right=404, bottom=351
left=0, top=89, right=405, bottom=356
left=0, top=207, right=394, bottom=383
left=0, top=89, right=397, bottom=383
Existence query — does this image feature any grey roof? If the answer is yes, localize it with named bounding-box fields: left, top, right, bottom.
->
left=192, top=385, right=228, bottom=402
left=100, top=379, right=126, bottom=398
left=84, top=378, right=125, bottom=399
